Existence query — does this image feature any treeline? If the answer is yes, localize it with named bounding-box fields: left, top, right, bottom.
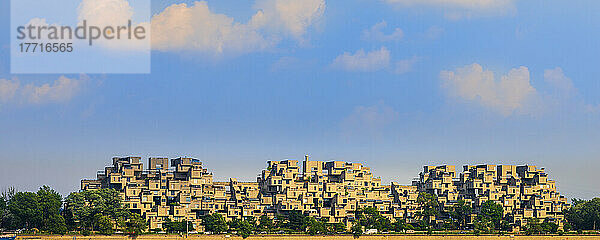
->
left=0, top=187, right=146, bottom=235
left=0, top=186, right=67, bottom=234
left=564, top=198, right=600, bottom=232
left=164, top=210, right=347, bottom=238
left=1, top=187, right=599, bottom=237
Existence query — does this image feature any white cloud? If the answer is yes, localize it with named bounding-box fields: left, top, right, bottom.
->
left=0, top=76, right=87, bottom=106
left=394, top=56, right=420, bottom=74
left=254, top=0, right=326, bottom=39
left=541, top=67, right=600, bottom=114
left=331, top=47, right=418, bottom=74
left=383, top=0, right=515, bottom=19
left=362, top=21, right=403, bottom=42
left=0, top=78, right=20, bottom=103
left=78, top=0, right=133, bottom=26
left=341, top=103, right=399, bottom=139
left=544, top=67, right=575, bottom=97
left=151, top=0, right=325, bottom=55
left=331, top=47, right=390, bottom=72
left=384, top=0, right=513, bottom=10
left=151, top=2, right=269, bottom=54
left=77, top=0, right=150, bottom=51
left=424, top=25, right=444, bottom=39
left=22, top=76, right=86, bottom=104
left=440, top=63, right=537, bottom=116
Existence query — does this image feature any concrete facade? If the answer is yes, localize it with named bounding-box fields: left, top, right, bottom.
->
left=81, top=156, right=569, bottom=232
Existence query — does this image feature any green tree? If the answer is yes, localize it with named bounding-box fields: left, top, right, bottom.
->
left=163, top=219, right=193, bottom=233
left=351, top=223, right=362, bottom=238
left=163, top=219, right=181, bottom=233
left=7, top=191, right=41, bottom=229
left=355, top=207, right=392, bottom=232
left=524, top=218, right=543, bottom=235
left=94, top=214, right=114, bottom=235
left=286, top=210, right=308, bottom=232
left=330, top=222, right=346, bottom=233
left=478, top=200, right=504, bottom=231
left=392, top=218, right=407, bottom=232
left=541, top=220, right=558, bottom=234
left=306, top=217, right=326, bottom=235
left=273, top=214, right=286, bottom=229
left=450, top=199, right=472, bottom=229
left=46, top=214, right=68, bottom=235
left=64, top=189, right=128, bottom=232
left=36, top=186, right=65, bottom=233
left=258, top=214, right=273, bottom=233
left=564, top=198, right=600, bottom=230
left=234, top=218, right=255, bottom=239
left=0, top=187, right=16, bottom=230
left=474, top=217, right=494, bottom=233
left=416, top=192, right=439, bottom=229
left=0, top=193, right=7, bottom=229
left=125, top=213, right=147, bottom=236
left=202, top=213, right=228, bottom=233
left=480, top=201, right=503, bottom=223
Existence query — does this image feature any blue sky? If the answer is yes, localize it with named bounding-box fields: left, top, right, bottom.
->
left=1, top=0, right=599, bottom=199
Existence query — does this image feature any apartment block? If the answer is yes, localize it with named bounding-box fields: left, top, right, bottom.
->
left=81, top=156, right=569, bottom=232
left=414, top=164, right=569, bottom=230
left=256, top=156, right=406, bottom=227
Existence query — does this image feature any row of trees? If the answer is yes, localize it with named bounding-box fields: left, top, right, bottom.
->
left=348, top=192, right=557, bottom=235
left=564, top=198, right=600, bottom=231
left=63, top=188, right=147, bottom=235
left=199, top=211, right=347, bottom=238
left=0, top=187, right=147, bottom=235
left=1, top=186, right=599, bottom=237
left=0, top=186, right=67, bottom=234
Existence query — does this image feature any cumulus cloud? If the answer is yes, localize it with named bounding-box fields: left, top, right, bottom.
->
left=440, top=63, right=537, bottom=116
left=0, top=76, right=87, bottom=106
left=78, top=0, right=133, bottom=25
left=541, top=67, right=600, bottom=114
left=331, top=47, right=390, bottom=72
left=151, top=0, right=325, bottom=55
left=22, top=76, right=86, bottom=104
left=383, top=0, right=515, bottom=19
left=20, top=18, right=69, bottom=43
left=544, top=67, right=575, bottom=97
left=394, top=56, right=420, bottom=74
left=341, top=103, right=399, bottom=139
left=77, top=0, right=150, bottom=51
left=362, top=21, right=403, bottom=42
left=0, top=79, right=20, bottom=102
left=151, top=2, right=269, bottom=54
left=254, top=0, right=326, bottom=38
left=331, top=47, right=419, bottom=74
left=384, top=0, right=513, bottom=9
left=43, top=0, right=324, bottom=55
